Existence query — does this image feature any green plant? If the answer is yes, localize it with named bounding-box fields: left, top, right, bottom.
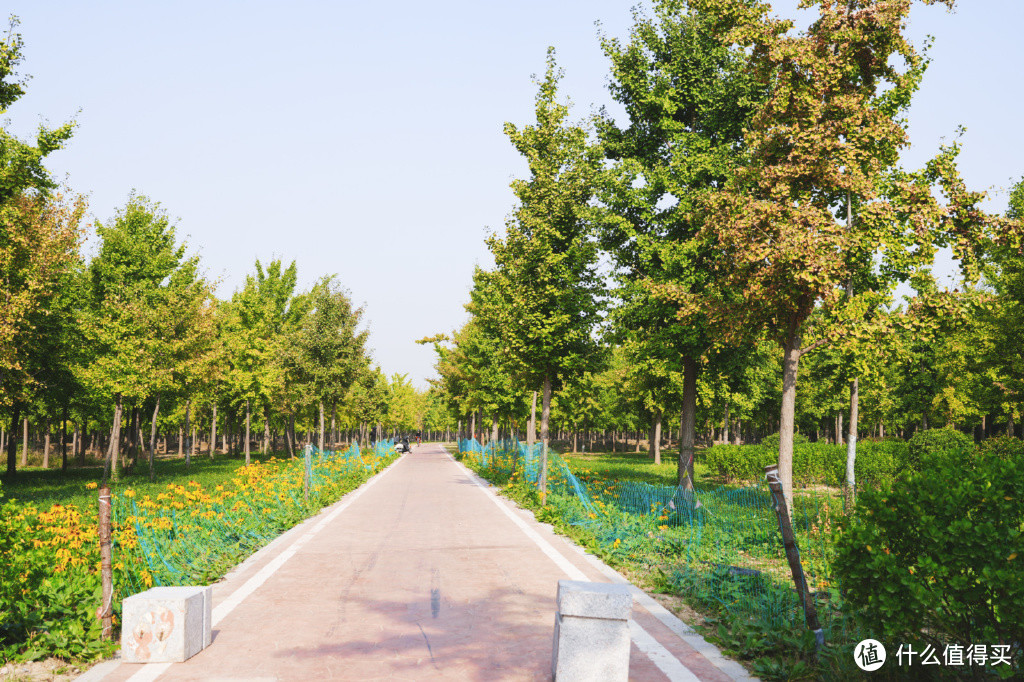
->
left=978, top=434, right=1024, bottom=461
left=834, top=449, right=1024, bottom=677
left=761, top=433, right=809, bottom=451
left=906, top=427, right=975, bottom=470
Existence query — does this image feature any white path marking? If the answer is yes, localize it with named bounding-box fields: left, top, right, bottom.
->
left=88, top=455, right=405, bottom=682
left=449, top=450, right=702, bottom=682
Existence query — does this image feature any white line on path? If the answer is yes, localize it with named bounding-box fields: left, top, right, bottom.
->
left=111, top=455, right=406, bottom=682
left=447, top=450, right=702, bottom=682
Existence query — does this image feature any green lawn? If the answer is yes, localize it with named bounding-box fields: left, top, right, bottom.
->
left=1, top=451, right=295, bottom=512
left=559, top=449, right=717, bottom=487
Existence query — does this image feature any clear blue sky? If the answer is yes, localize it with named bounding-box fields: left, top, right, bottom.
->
left=7, top=1, right=1022, bottom=388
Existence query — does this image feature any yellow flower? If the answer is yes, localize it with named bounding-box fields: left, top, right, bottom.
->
left=658, top=525, right=668, bottom=531
left=86, top=482, right=98, bottom=490
left=124, top=489, right=136, bottom=498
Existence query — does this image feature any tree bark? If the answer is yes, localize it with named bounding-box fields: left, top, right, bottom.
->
left=778, top=330, right=802, bottom=516
left=540, top=373, right=552, bottom=504
left=5, top=402, right=21, bottom=477
left=184, top=402, right=192, bottom=471
left=21, top=417, right=28, bottom=467
left=263, top=406, right=271, bottom=455
left=679, top=356, right=697, bottom=490
left=722, top=404, right=730, bottom=445
left=650, top=408, right=662, bottom=465
left=318, top=402, right=325, bottom=452
left=149, top=394, right=161, bottom=482
left=528, top=391, right=537, bottom=447
left=244, top=399, right=251, bottom=465
left=209, top=404, right=217, bottom=459
left=845, top=377, right=859, bottom=512
left=104, top=394, right=123, bottom=485
left=470, top=412, right=476, bottom=444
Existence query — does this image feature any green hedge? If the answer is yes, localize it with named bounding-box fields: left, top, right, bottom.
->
left=834, top=447, right=1024, bottom=676
left=704, top=439, right=908, bottom=489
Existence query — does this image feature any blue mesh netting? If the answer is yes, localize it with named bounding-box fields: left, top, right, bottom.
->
left=457, top=438, right=844, bottom=634
left=111, top=439, right=396, bottom=595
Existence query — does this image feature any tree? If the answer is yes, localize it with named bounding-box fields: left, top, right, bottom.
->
left=597, top=0, right=760, bottom=487
left=290, top=276, right=369, bottom=450
left=78, top=193, right=194, bottom=483
left=0, top=16, right=78, bottom=477
left=471, top=48, right=603, bottom=500
left=676, top=0, right=1009, bottom=511
left=223, top=259, right=308, bottom=464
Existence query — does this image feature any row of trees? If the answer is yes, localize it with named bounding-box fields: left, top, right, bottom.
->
left=422, top=0, right=1023, bottom=511
left=0, top=17, right=443, bottom=482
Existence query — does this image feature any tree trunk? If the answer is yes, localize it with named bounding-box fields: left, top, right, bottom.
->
left=778, top=330, right=802, bottom=517
left=42, top=418, right=51, bottom=469
left=528, top=391, right=537, bottom=447
left=209, top=404, right=217, bottom=459
left=330, top=403, right=337, bottom=449
left=285, top=416, right=294, bottom=458
left=105, top=394, right=123, bottom=484
left=491, top=415, right=498, bottom=445
left=5, top=402, right=22, bottom=477
left=21, top=417, right=28, bottom=467
left=264, top=406, right=271, bottom=455
left=245, top=399, right=251, bottom=465
left=184, top=402, right=192, bottom=471
left=149, top=394, right=161, bottom=482
left=680, top=356, right=697, bottom=490
left=845, top=377, right=859, bottom=512
left=722, top=404, right=730, bottom=445
left=540, top=374, right=551, bottom=504
left=650, top=409, right=662, bottom=465
left=470, top=412, right=476, bottom=444
left=318, top=402, right=325, bottom=452
left=59, top=412, right=68, bottom=472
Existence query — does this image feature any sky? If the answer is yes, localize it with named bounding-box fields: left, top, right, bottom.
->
left=6, top=1, right=1023, bottom=389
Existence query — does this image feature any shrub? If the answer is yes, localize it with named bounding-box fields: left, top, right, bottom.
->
left=760, top=432, right=809, bottom=450
left=978, top=435, right=1024, bottom=461
left=833, top=449, right=1024, bottom=677
left=705, top=440, right=908, bottom=488
left=704, top=444, right=774, bottom=482
left=906, top=427, right=975, bottom=470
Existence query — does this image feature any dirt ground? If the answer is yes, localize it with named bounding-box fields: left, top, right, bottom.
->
left=0, top=659, right=84, bottom=682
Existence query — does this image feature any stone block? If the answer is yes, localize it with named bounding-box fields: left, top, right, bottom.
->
left=552, top=581, right=632, bottom=681
left=121, top=586, right=213, bottom=663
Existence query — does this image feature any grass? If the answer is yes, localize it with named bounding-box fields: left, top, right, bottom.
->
left=1, top=449, right=304, bottom=512
left=560, top=448, right=718, bottom=487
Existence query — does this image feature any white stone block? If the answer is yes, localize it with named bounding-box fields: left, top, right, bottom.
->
left=121, top=586, right=213, bottom=663
left=552, top=581, right=632, bottom=681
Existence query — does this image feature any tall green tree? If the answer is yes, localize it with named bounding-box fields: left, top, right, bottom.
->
left=598, top=0, right=760, bottom=487
left=289, top=275, right=368, bottom=451
left=223, top=259, right=308, bottom=464
left=78, top=193, right=193, bottom=483
left=471, top=48, right=603, bottom=499
left=0, top=17, right=79, bottom=477
left=678, top=0, right=1009, bottom=511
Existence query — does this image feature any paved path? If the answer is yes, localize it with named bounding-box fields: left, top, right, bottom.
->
left=84, top=445, right=756, bottom=681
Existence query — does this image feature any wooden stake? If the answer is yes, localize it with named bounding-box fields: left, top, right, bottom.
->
left=764, top=464, right=823, bottom=650
left=97, top=486, right=113, bottom=639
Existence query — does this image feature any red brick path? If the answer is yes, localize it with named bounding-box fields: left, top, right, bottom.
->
left=86, top=445, right=755, bottom=681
